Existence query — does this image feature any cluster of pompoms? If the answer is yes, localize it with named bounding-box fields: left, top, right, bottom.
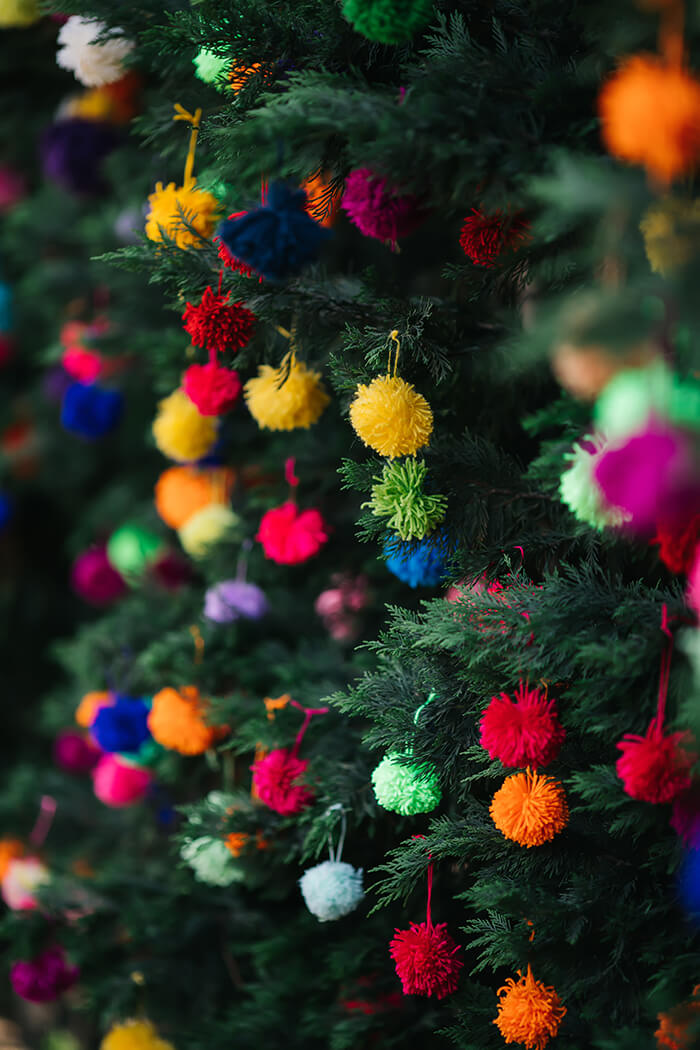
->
left=154, top=461, right=238, bottom=560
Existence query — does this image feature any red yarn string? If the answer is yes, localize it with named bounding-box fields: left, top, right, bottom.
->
left=290, top=701, right=329, bottom=756
left=412, top=834, right=434, bottom=930
left=654, top=604, right=674, bottom=731
left=285, top=457, right=300, bottom=493
left=29, top=795, right=57, bottom=848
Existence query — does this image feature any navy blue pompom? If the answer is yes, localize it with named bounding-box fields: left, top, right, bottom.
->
left=384, top=536, right=449, bottom=588
left=91, top=696, right=151, bottom=756
left=217, top=181, right=331, bottom=282
left=0, top=492, right=12, bottom=531
left=61, top=382, right=123, bottom=438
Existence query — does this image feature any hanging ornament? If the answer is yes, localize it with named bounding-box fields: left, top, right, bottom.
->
left=101, top=1020, right=175, bottom=1050
left=177, top=503, right=239, bottom=558
left=180, top=837, right=243, bottom=886
left=459, top=209, right=528, bottom=268
left=71, top=545, right=126, bottom=605
left=106, top=524, right=164, bottom=579
left=216, top=210, right=258, bottom=277
left=640, top=196, right=700, bottom=275
left=559, top=435, right=633, bottom=531
left=490, top=769, right=569, bottom=848
left=204, top=579, right=269, bottom=624
left=152, top=388, right=218, bottom=463
left=41, top=118, right=120, bottom=196
left=182, top=284, right=256, bottom=356
left=154, top=465, right=235, bottom=530
left=494, top=964, right=566, bottom=1050
left=342, top=168, right=424, bottom=246
left=257, top=499, right=330, bottom=565
left=148, top=685, right=223, bottom=756
left=90, top=696, right=151, bottom=756
left=56, top=17, right=134, bottom=87
left=61, top=382, right=123, bottom=438
left=193, top=48, right=231, bottom=88
left=2, top=856, right=50, bottom=910
left=480, top=682, right=565, bottom=769
left=342, top=0, right=433, bottom=43
left=251, top=702, right=327, bottom=814
left=92, top=755, right=152, bottom=807
left=10, top=945, right=79, bottom=1004
left=652, top=513, right=700, bottom=575
left=53, top=729, right=100, bottom=774
left=182, top=362, right=241, bottom=419
left=384, top=535, right=448, bottom=588
left=0, top=0, right=40, bottom=27
left=366, top=458, right=447, bottom=540
left=245, top=350, right=330, bottom=431
left=299, top=806, right=364, bottom=921
left=372, top=694, right=441, bottom=814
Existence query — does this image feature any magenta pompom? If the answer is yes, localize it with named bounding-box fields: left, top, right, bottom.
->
left=10, top=945, right=79, bottom=1003
left=71, top=546, right=126, bottom=606
left=671, top=785, right=700, bottom=848
left=389, top=921, right=463, bottom=999
left=688, top=545, right=700, bottom=613
left=341, top=168, right=424, bottom=245
left=53, top=729, right=101, bottom=774
left=182, top=362, right=242, bottom=416
left=479, top=682, right=565, bottom=768
left=251, top=748, right=315, bottom=815
left=616, top=719, right=695, bottom=804
left=92, top=754, right=152, bottom=807
left=256, top=501, right=330, bottom=565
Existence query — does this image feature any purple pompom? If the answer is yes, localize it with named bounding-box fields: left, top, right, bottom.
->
left=41, top=118, right=119, bottom=196
left=10, top=945, right=79, bottom=1003
left=341, top=168, right=424, bottom=245
left=53, top=729, right=101, bottom=774
left=203, top=579, right=269, bottom=623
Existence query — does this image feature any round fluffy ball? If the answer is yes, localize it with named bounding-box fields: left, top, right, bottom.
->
left=245, top=352, right=329, bottom=431
left=152, top=388, right=218, bottom=463
left=490, top=769, right=568, bottom=848
left=494, top=964, right=567, bottom=1050
left=56, top=17, right=134, bottom=88
left=178, top=503, right=239, bottom=558
left=71, top=546, right=126, bottom=605
left=389, top=921, right=463, bottom=998
left=480, top=683, right=565, bottom=768
left=257, top=501, right=330, bottom=565
left=616, top=719, right=695, bottom=804
left=372, top=753, right=441, bottom=814
left=100, top=1020, right=175, bottom=1050
left=193, top=48, right=231, bottom=87
left=203, top=579, right=269, bottom=623
left=145, top=181, right=221, bottom=251
left=250, top=748, right=315, bottom=815
left=92, top=755, right=152, bottom=807
left=154, top=465, right=235, bottom=530
left=2, top=856, right=50, bottom=910
left=640, top=197, right=700, bottom=276
left=148, top=685, right=219, bottom=755
left=183, top=362, right=242, bottom=416
left=559, top=435, right=631, bottom=531
left=182, top=286, right=256, bottom=355
left=299, top=860, right=364, bottom=921
left=350, top=374, right=432, bottom=457
left=53, top=729, right=100, bottom=774
left=61, top=382, right=123, bottom=438
left=181, top=837, right=243, bottom=886
left=368, top=458, right=447, bottom=540
left=342, top=0, right=433, bottom=43
left=106, top=524, right=163, bottom=577
left=384, top=537, right=448, bottom=588
left=10, top=945, right=79, bottom=1004
left=91, top=696, right=151, bottom=755
left=342, top=168, right=423, bottom=243
left=459, top=209, right=528, bottom=267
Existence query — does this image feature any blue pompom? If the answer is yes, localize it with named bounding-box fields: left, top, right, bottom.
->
left=299, top=860, right=364, bottom=922
left=680, top=848, right=700, bottom=920
left=0, top=282, right=12, bottom=332
left=217, top=181, right=331, bottom=282
left=0, top=493, right=12, bottom=531
left=384, top=536, right=449, bottom=588
left=91, top=696, right=151, bottom=756
left=61, top=382, right=123, bottom=438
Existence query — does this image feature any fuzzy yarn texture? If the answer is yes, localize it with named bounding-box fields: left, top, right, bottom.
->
left=53, top=729, right=100, bottom=774
left=91, top=696, right=151, bottom=755
left=367, top=458, right=447, bottom=540
left=350, top=374, right=433, bottom=457
left=2, top=857, right=50, bottom=910
left=183, top=362, right=242, bottom=416
left=101, top=1020, right=175, bottom=1050
left=152, top=388, right=219, bottom=463
left=342, top=0, right=433, bottom=42
left=71, top=546, right=126, bottom=605
left=92, top=755, right=152, bottom=807
left=0, top=839, right=24, bottom=882
left=76, top=690, right=112, bottom=728
left=106, top=524, right=163, bottom=578
left=671, top=787, right=700, bottom=849
left=193, top=48, right=231, bottom=87
left=61, top=382, right=123, bottom=438
left=641, top=197, right=700, bottom=275
left=62, top=346, right=103, bottom=383
left=616, top=719, right=695, bottom=803
left=480, top=683, right=565, bottom=768
left=299, top=860, right=364, bottom=921
left=459, top=209, right=528, bottom=267
left=203, top=579, right=269, bottom=623
left=182, top=286, right=256, bottom=355
left=145, top=181, right=221, bottom=250
left=559, top=435, right=630, bottom=531
left=250, top=748, right=315, bottom=815
left=154, top=465, right=235, bottom=530
left=0, top=0, right=40, bottom=26
left=593, top=359, right=673, bottom=441
left=257, top=501, right=330, bottom=565
left=384, top=536, right=448, bottom=588
left=372, top=753, right=441, bottom=814
left=342, top=168, right=423, bottom=243
left=652, top=514, right=700, bottom=575
left=302, top=171, right=340, bottom=228
left=57, top=17, right=133, bottom=87
left=655, top=987, right=700, bottom=1050
left=490, top=769, right=569, bottom=847
left=389, top=922, right=463, bottom=998
left=148, top=686, right=222, bottom=755
left=494, top=964, right=566, bottom=1050
left=245, top=352, right=330, bottom=431
left=178, top=503, right=239, bottom=558
left=10, top=946, right=79, bottom=1004
left=216, top=211, right=257, bottom=277
left=217, top=181, right=331, bottom=281
left=181, top=837, right=243, bottom=886
left=599, top=55, right=700, bottom=183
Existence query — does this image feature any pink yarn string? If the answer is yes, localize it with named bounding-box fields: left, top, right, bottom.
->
left=285, top=457, right=299, bottom=489
left=655, top=603, right=674, bottom=730
left=29, top=796, right=57, bottom=848
left=290, top=701, right=329, bottom=756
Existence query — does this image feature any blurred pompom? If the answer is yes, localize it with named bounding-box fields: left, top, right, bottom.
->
left=152, top=388, right=218, bottom=463
left=0, top=0, right=40, bottom=27
left=53, top=729, right=101, bottom=773
left=203, top=579, right=269, bottom=623
left=71, top=546, right=126, bottom=605
left=342, top=168, right=423, bottom=245
left=342, top=0, right=433, bottom=43
left=2, top=856, right=50, bottom=910
left=41, top=119, right=119, bottom=196
left=10, top=945, right=79, bottom=1003
left=384, top=537, right=448, bottom=588
left=92, top=754, right=152, bottom=807
left=106, top=524, right=164, bottom=578
left=183, top=362, right=242, bottom=416
left=0, top=164, right=25, bottom=211
left=91, top=696, right=151, bottom=756
left=299, top=860, right=364, bottom=921
left=61, top=382, right=123, bottom=438
left=251, top=748, right=315, bottom=815
left=154, top=465, right=235, bottom=530
left=56, top=16, right=134, bottom=88
left=100, top=1021, right=175, bottom=1050
left=178, top=504, right=239, bottom=558
left=181, top=837, right=243, bottom=886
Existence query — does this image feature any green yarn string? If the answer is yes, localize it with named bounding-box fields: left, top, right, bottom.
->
left=342, top=0, right=434, bottom=45
left=366, top=458, right=447, bottom=540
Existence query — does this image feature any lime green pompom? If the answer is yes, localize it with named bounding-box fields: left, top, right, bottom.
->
left=366, top=458, right=447, bottom=541
left=342, top=0, right=434, bottom=44
left=559, top=436, right=629, bottom=531
left=180, top=837, right=243, bottom=887
left=193, top=48, right=231, bottom=89
left=371, top=753, right=441, bottom=815
left=106, top=524, right=164, bottom=578
left=594, top=358, right=700, bottom=439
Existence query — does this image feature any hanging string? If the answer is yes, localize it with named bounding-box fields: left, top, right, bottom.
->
left=189, top=624, right=205, bottom=665
left=290, top=700, right=329, bottom=756
left=173, top=104, right=202, bottom=188
left=29, top=796, right=57, bottom=848
left=413, top=690, right=437, bottom=726
left=236, top=539, right=253, bottom=581
left=326, top=803, right=346, bottom=863
left=285, top=456, right=300, bottom=492
left=386, top=329, right=401, bottom=376
left=659, top=0, right=685, bottom=69
left=654, top=603, right=674, bottom=730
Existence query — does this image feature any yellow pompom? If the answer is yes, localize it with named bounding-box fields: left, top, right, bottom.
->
left=145, top=181, right=221, bottom=250
left=244, top=351, right=330, bottom=431
left=101, top=1020, right=174, bottom=1050
left=177, top=504, right=239, bottom=558
left=152, top=389, right=218, bottom=463
left=640, top=197, right=700, bottom=276
left=349, top=374, right=433, bottom=458
left=0, top=0, right=40, bottom=27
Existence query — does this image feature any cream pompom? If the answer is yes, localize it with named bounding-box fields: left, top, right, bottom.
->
left=57, top=16, right=134, bottom=88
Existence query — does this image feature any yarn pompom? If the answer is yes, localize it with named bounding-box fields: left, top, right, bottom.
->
left=71, top=545, right=126, bottom=605
left=616, top=719, right=695, bottom=803
left=593, top=359, right=673, bottom=441
left=389, top=922, right=463, bottom=999
left=106, top=524, right=164, bottom=578
left=494, top=964, right=567, bottom=1050
left=302, top=171, right=340, bottom=228
left=459, top=210, right=528, bottom=267
left=101, top=1020, right=175, bottom=1050
left=182, top=362, right=242, bottom=417
left=640, top=197, right=700, bottom=275
left=57, top=17, right=133, bottom=87
left=367, top=458, right=447, bottom=540
left=152, top=388, right=218, bottom=463
left=352, top=375, right=432, bottom=459
left=299, top=860, right=364, bottom=921
left=203, top=579, right=269, bottom=623
left=371, top=753, right=441, bottom=814
left=559, top=435, right=630, bottom=531
left=2, top=857, right=49, bottom=910
left=598, top=55, right=700, bottom=183
left=182, top=286, right=256, bottom=355
left=61, top=382, right=123, bottom=438
left=257, top=501, right=330, bottom=565
left=384, top=536, right=448, bottom=588
left=342, top=0, right=433, bottom=43
left=193, top=48, right=231, bottom=88
left=62, top=346, right=103, bottom=383
left=652, top=514, right=700, bottom=575
left=342, top=169, right=423, bottom=244
left=148, top=686, right=221, bottom=755
left=92, top=755, right=152, bottom=807
left=480, top=683, right=565, bottom=769
left=180, top=837, right=243, bottom=886
left=10, top=946, right=79, bottom=1004
left=655, top=988, right=700, bottom=1050
left=215, top=211, right=258, bottom=277
left=490, top=769, right=569, bottom=847
left=154, top=465, right=234, bottom=530
left=217, top=181, right=331, bottom=282
left=91, top=696, right=151, bottom=756
left=251, top=748, right=315, bottom=815
left=76, top=690, right=112, bottom=728
left=177, top=503, right=239, bottom=558
left=146, top=181, right=221, bottom=251
left=0, top=839, right=25, bottom=881
left=0, top=0, right=40, bottom=27
left=53, top=729, right=100, bottom=773
left=245, top=352, right=330, bottom=431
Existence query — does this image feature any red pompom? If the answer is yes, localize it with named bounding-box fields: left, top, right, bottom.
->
left=215, top=211, right=258, bottom=278
left=250, top=747, right=315, bottom=815
left=459, top=209, right=528, bottom=267
left=616, top=719, right=695, bottom=803
left=652, top=514, right=700, bottom=575
left=389, top=922, right=463, bottom=999
left=257, top=501, right=330, bottom=565
left=182, top=285, right=256, bottom=356
left=480, top=682, right=565, bottom=769
left=182, top=362, right=242, bottom=416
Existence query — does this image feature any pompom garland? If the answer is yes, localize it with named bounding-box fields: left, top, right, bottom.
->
left=245, top=352, right=330, bottom=431
left=152, top=388, right=218, bottom=463
left=490, top=769, right=569, bottom=847
left=251, top=748, right=315, bottom=815
left=367, top=458, right=447, bottom=540
left=182, top=286, right=256, bottom=355
left=299, top=860, right=364, bottom=921
left=10, top=946, right=79, bottom=1004
left=257, top=501, right=330, bottom=565
left=389, top=922, right=463, bottom=999
left=146, top=182, right=221, bottom=251
left=154, top=465, right=235, bottom=530
left=494, top=964, right=566, bottom=1050
left=183, top=362, right=242, bottom=416
left=350, top=374, right=433, bottom=458
left=342, top=168, right=423, bottom=245
left=616, top=719, right=695, bottom=803
left=148, top=686, right=221, bottom=755
left=100, top=1020, right=175, bottom=1050
left=342, top=0, right=434, bottom=43
left=372, top=753, right=441, bottom=814
left=480, top=683, right=565, bottom=768
left=459, top=210, right=528, bottom=268
left=56, top=17, right=134, bottom=88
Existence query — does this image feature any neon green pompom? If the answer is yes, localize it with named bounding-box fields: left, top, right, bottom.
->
left=193, top=48, right=231, bottom=89
left=371, top=753, right=441, bottom=815
left=180, top=837, right=243, bottom=886
left=366, top=458, right=447, bottom=540
left=559, top=436, right=629, bottom=531
left=342, top=0, right=434, bottom=44
left=106, top=524, right=164, bottom=578
left=593, top=359, right=672, bottom=440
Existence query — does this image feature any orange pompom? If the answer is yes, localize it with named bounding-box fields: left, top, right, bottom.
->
left=75, top=690, right=112, bottom=728
left=301, top=171, right=340, bottom=229
left=494, top=964, right=566, bottom=1050
left=154, top=465, right=236, bottom=530
left=490, top=769, right=568, bottom=848
left=0, top=839, right=25, bottom=881
left=148, top=686, right=224, bottom=755
left=655, top=985, right=700, bottom=1049
left=225, top=832, right=248, bottom=858
left=598, top=55, right=700, bottom=182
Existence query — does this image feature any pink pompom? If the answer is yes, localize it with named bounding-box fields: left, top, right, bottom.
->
left=10, top=945, right=79, bottom=1003
left=671, top=785, right=700, bottom=848
left=0, top=165, right=25, bottom=213
left=257, top=501, right=329, bottom=565
left=92, top=754, right=152, bottom=807
left=71, top=546, right=126, bottom=606
left=251, top=748, right=315, bottom=815
left=616, top=719, right=695, bottom=803
left=479, top=682, right=565, bottom=768
left=687, top=545, right=700, bottom=613
left=2, top=857, right=49, bottom=911
left=53, top=729, right=101, bottom=774
left=182, top=361, right=242, bottom=416
left=61, top=346, right=103, bottom=383
left=341, top=168, right=424, bottom=245
left=389, top=922, right=463, bottom=999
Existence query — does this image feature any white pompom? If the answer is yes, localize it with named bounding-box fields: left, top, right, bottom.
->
left=180, top=836, right=243, bottom=887
left=56, top=16, right=133, bottom=88
left=299, top=860, right=364, bottom=922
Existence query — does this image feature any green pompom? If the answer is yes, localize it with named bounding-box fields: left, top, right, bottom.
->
left=193, top=48, right=231, bottom=89
left=342, top=0, right=434, bottom=44
left=371, top=753, right=441, bottom=815
left=180, top=837, right=243, bottom=887
left=559, top=436, right=629, bottom=531
left=366, top=458, right=447, bottom=541
left=593, top=359, right=672, bottom=440
left=106, top=524, right=164, bottom=578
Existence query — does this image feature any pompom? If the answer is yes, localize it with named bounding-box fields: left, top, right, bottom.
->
left=459, top=210, right=528, bottom=267
left=57, top=17, right=133, bottom=87
left=10, top=946, right=79, bottom=1004
left=203, top=579, right=269, bottom=623
left=640, top=197, right=700, bottom=275
left=384, top=536, right=448, bottom=588
left=655, top=988, right=700, bottom=1050
left=91, top=696, right=151, bottom=755
left=389, top=922, right=463, bottom=998
left=598, top=55, right=700, bottom=182
left=75, top=690, right=112, bottom=728
left=178, top=503, right=239, bottom=558
left=65, top=72, right=141, bottom=125
left=671, top=786, right=700, bottom=849
left=652, top=514, right=700, bottom=575
left=490, top=769, right=569, bottom=847
left=61, top=382, right=123, bottom=438
left=350, top=374, right=432, bottom=458
left=341, top=169, right=423, bottom=244
left=299, top=860, right=364, bottom=921
left=250, top=748, right=315, bottom=815
left=216, top=211, right=257, bottom=277
left=101, top=1020, right=175, bottom=1050
left=181, top=837, right=243, bottom=886
left=145, top=182, right=221, bottom=251
left=371, top=753, right=441, bottom=814
left=62, top=346, right=103, bottom=383
left=550, top=340, right=653, bottom=402
left=182, top=362, right=242, bottom=417
left=559, top=435, right=632, bottom=531
left=367, top=458, right=447, bottom=540
left=154, top=465, right=234, bottom=530
left=257, top=501, right=330, bottom=565
left=106, top=524, right=164, bottom=578
left=302, top=171, right=340, bottom=229
left=494, top=964, right=566, bottom=1050
left=92, top=755, right=152, bottom=807
left=616, top=719, right=695, bottom=803
left=480, top=683, right=565, bottom=769
left=193, top=48, right=231, bottom=88
left=2, top=856, right=50, bottom=910
left=53, top=729, right=100, bottom=773
left=150, top=550, right=192, bottom=590
left=71, top=546, right=126, bottom=605
left=0, top=839, right=25, bottom=881
left=0, top=0, right=40, bottom=27
left=182, top=286, right=256, bottom=355
left=152, top=388, right=218, bottom=463
left=217, top=181, right=331, bottom=282
left=245, top=352, right=330, bottom=431
left=342, top=0, right=433, bottom=43
left=593, top=359, right=673, bottom=441
left=148, top=685, right=220, bottom=755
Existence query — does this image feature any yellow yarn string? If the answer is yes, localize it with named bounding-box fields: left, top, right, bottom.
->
left=387, top=329, right=401, bottom=376
left=189, top=624, right=205, bottom=665
left=173, top=104, right=203, bottom=188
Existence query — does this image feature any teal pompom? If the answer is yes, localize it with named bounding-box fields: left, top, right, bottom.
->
left=342, top=0, right=434, bottom=44
left=193, top=48, right=230, bottom=89
left=299, top=860, right=364, bottom=922
left=366, top=459, right=447, bottom=541
left=372, top=753, right=441, bottom=815
left=180, top=837, right=243, bottom=886
left=559, top=436, right=629, bottom=531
